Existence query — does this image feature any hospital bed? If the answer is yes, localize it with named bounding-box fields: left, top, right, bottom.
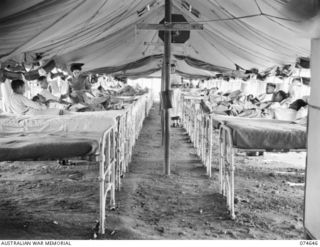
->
left=181, top=95, right=255, bottom=177
left=181, top=94, right=307, bottom=220
left=218, top=118, right=306, bottom=219
left=115, top=92, right=153, bottom=189
left=0, top=92, right=154, bottom=235
left=0, top=113, right=118, bottom=235
left=181, top=97, right=213, bottom=177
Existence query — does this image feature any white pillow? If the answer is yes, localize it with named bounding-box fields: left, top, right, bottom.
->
left=296, top=106, right=308, bottom=120
left=273, top=108, right=297, bottom=121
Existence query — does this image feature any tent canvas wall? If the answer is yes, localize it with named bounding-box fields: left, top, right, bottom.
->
left=304, top=38, right=320, bottom=239
left=0, top=0, right=313, bottom=75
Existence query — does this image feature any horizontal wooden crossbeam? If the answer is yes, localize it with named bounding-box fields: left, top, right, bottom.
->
left=137, top=23, right=203, bottom=31
left=143, top=42, right=187, bottom=46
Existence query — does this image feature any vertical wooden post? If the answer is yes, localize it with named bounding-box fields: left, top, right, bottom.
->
left=163, top=0, right=171, bottom=175
left=161, top=61, right=165, bottom=146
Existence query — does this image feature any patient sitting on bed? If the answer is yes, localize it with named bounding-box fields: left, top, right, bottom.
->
left=37, top=76, right=71, bottom=109
left=38, top=76, right=60, bottom=101
left=10, top=79, right=63, bottom=115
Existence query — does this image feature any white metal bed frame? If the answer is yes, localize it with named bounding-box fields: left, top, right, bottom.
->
left=181, top=94, right=306, bottom=220
left=181, top=96, right=214, bottom=177
left=0, top=126, right=117, bottom=235
left=219, top=124, right=306, bottom=220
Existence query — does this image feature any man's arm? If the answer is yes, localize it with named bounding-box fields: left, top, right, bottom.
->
left=85, top=77, right=92, bottom=91
left=22, top=96, right=47, bottom=110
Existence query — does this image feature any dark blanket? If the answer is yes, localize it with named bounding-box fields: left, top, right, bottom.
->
left=0, top=132, right=100, bottom=161
left=222, top=118, right=306, bottom=150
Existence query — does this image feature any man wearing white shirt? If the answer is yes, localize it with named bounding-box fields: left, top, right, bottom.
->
left=10, top=79, right=47, bottom=115
left=0, top=79, right=14, bottom=113
left=38, top=76, right=60, bottom=101
left=37, top=76, right=71, bottom=109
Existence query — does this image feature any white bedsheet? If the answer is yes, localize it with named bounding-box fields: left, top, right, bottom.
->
left=0, top=110, right=126, bottom=134
left=0, top=92, right=152, bottom=135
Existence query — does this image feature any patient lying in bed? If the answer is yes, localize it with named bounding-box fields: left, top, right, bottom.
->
left=10, top=79, right=63, bottom=116
left=238, top=91, right=308, bottom=122
left=201, top=88, right=308, bottom=123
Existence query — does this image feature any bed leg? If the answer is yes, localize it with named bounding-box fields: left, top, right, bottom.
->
left=204, top=118, right=206, bottom=164
left=197, top=114, right=200, bottom=155
left=219, top=128, right=226, bottom=195
left=205, top=116, right=212, bottom=178
left=99, top=161, right=106, bottom=235
left=116, top=119, right=121, bottom=191
left=226, top=172, right=231, bottom=212
left=188, top=113, right=190, bottom=137
left=219, top=129, right=223, bottom=193
left=116, top=145, right=120, bottom=191
left=188, top=107, right=190, bottom=135
left=110, top=161, right=116, bottom=209
left=224, top=168, right=227, bottom=198
left=196, top=114, right=199, bottom=151
left=198, top=114, right=201, bottom=157
left=224, top=134, right=230, bottom=211
left=197, top=114, right=202, bottom=155
left=193, top=110, right=196, bottom=145
left=226, top=157, right=232, bottom=213
left=205, top=117, right=208, bottom=175
left=188, top=109, right=191, bottom=137
left=201, top=114, right=205, bottom=163
left=199, top=114, right=202, bottom=156
left=118, top=160, right=122, bottom=190
left=230, top=149, right=236, bottom=220
left=193, top=112, right=196, bottom=146
left=197, top=113, right=201, bottom=152
left=208, top=117, right=213, bottom=178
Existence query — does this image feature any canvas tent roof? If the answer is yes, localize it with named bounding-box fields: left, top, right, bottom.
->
left=0, top=0, right=318, bottom=78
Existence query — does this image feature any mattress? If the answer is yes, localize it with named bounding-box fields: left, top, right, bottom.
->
left=221, top=117, right=307, bottom=150
left=212, top=114, right=238, bottom=129
left=0, top=132, right=101, bottom=161
left=212, top=114, right=278, bottom=129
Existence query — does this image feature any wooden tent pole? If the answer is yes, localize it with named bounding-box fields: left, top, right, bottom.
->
left=161, top=60, right=165, bottom=146
left=164, top=0, right=172, bottom=175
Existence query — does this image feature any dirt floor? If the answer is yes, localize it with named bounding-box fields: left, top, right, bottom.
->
left=0, top=103, right=305, bottom=239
